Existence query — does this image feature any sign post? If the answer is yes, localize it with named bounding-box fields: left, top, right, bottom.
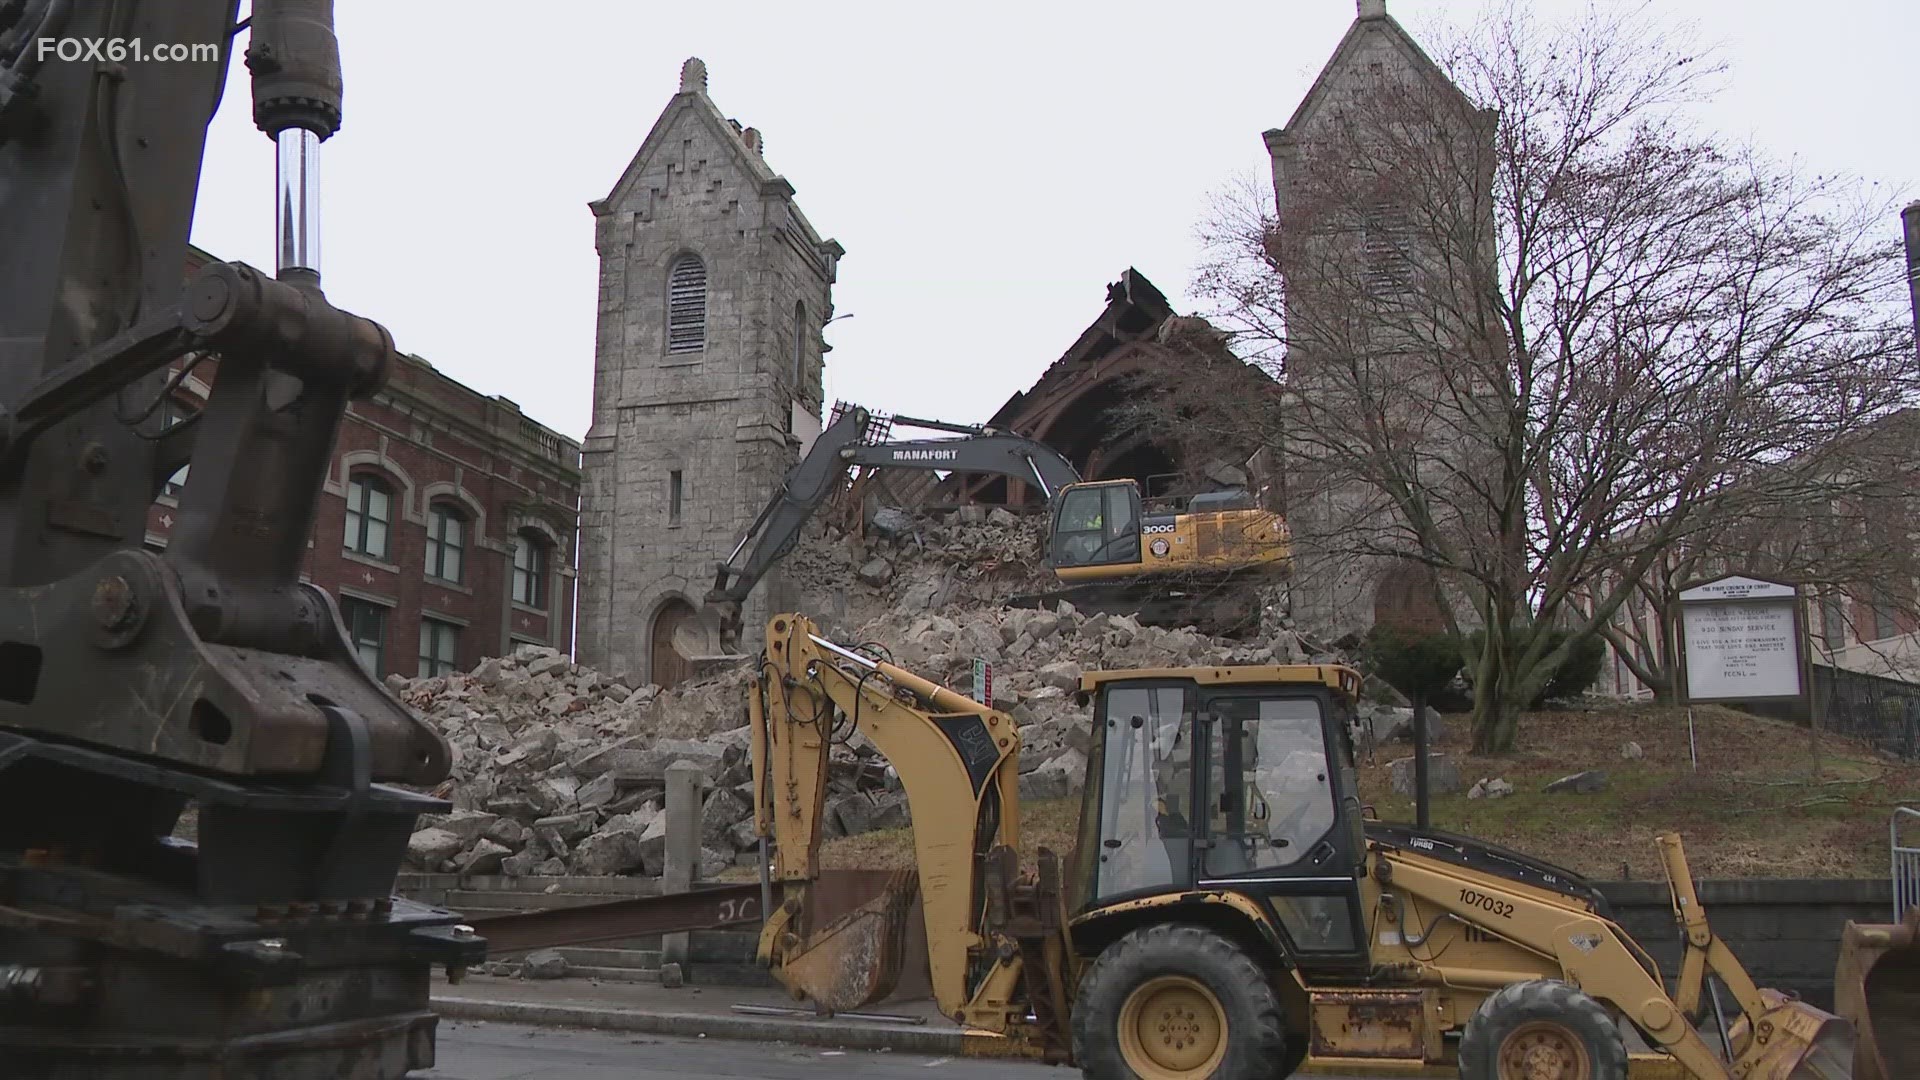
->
left=1675, top=573, right=1813, bottom=768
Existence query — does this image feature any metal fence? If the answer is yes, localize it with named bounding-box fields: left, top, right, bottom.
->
left=1814, top=664, right=1920, bottom=760
left=1897, top=807, right=1920, bottom=922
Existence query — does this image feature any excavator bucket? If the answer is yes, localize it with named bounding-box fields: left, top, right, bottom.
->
left=1834, top=907, right=1920, bottom=1080
left=773, top=868, right=920, bottom=1013
left=1721, top=989, right=1855, bottom=1080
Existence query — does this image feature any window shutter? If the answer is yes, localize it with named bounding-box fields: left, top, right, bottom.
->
left=668, top=255, right=707, bottom=354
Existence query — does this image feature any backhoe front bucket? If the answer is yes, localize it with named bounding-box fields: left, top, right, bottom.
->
left=1834, top=907, right=1920, bottom=1080
left=1727, top=990, right=1856, bottom=1080
left=772, top=868, right=919, bottom=1013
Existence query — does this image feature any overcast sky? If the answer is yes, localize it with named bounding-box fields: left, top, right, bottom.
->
left=186, top=1, right=1916, bottom=445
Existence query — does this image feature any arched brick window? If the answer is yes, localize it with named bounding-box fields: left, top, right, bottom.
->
left=344, top=473, right=394, bottom=561
left=424, top=502, right=466, bottom=583
left=511, top=530, right=548, bottom=610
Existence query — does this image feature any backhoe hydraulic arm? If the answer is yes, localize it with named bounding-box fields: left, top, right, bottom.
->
left=750, top=613, right=1065, bottom=1040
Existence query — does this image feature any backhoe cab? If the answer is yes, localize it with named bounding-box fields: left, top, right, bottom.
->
left=751, top=615, right=1856, bottom=1080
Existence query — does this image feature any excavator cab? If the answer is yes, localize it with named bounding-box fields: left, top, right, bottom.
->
left=1049, top=480, right=1144, bottom=572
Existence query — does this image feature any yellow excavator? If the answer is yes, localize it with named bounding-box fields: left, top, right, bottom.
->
left=704, top=405, right=1289, bottom=651
left=748, top=612, right=1887, bottom=1079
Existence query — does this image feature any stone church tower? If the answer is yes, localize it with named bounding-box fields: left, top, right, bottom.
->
left=1262, top=0, right=1497, bottom=642
left=577, top=58, right=842, bottom=687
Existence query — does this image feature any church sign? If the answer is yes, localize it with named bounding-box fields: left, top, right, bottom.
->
left=1675, top=573, right=1807, bottom=704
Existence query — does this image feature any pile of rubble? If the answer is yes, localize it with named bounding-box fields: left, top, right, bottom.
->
left=784, top=506, right=1058, bottom=638
left=396, top=616, right=1306, bottom=879
left=397, top=508, right=1332, bottom=880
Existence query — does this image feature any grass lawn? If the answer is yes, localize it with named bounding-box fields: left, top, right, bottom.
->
left=752, top=702, right=1916, bottom=882
left=1359, top=701, right=1919, bottom=880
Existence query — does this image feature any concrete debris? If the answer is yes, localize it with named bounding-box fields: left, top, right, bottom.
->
left=1545, top=769, right=1609, bottom=795
left=1466, top=777, right=1514, bottom=800
left=394, top=510, right=1316, bottom=880
left=1388, top=753, right=1463, bottom=797
left=1620, top=740, right=1644, bottom=760
left=520, top=949, right=570, bottom=980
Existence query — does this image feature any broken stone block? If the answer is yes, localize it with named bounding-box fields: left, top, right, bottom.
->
left=1037, top=661, right=1081, bottom=692
left=1620, top=741, right=1644, bottom=760
left=526, top=654, right=569, bottom=678
left=483, top=818, right=529, bottom=851
left=870, top=507, right=914, bottom=537
left=1388, top=754, right=1464, bottom=797
left=532, top=857, right=568, bottom=876
left=726, top=818, right=761, bottom=852
left=533, top=775, right=580, bottom=811
left=484, top=796, right=538, bottom=821
left=499, top=850, right=542, bottom=877
left=828, top=791, right=877, bottom=836
left=406, top=828, right=463, bottom=867
left=1019, top=768, right=1072, bottom=801
left=564, top=730, right=641, bottom=772
left=533, top=826, right=570, bottom=859
left=432, top=811, right=500, bottom=845
left=576, top=771, right=618, bottom=810
left=521, top=949, right=569, bottom=979
left=866, top=791, right=911, bottom=832
left=570, top=826, right=644, bottom=876
left=636, top=813, right=669, bottom=874
left=458, top=839, right=511, bottom=875
left=533, top=811, right=597, bottom=842
left=1544, top=770, right=1608, bottom=795
left=700, top=787, right=751, bottom=847
left=857, top=557, right=894, bottom=586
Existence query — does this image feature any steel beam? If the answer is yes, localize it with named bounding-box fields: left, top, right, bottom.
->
left=469, top=882, right=764, bottom=954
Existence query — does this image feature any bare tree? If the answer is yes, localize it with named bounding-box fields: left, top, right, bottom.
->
left=1146, top=1, right=1916, bottom=750
left=1591, top=412, right=1920, bottom=698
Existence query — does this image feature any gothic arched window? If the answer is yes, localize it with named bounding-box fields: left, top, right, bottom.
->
left=667, top=254, right=706, bottom=355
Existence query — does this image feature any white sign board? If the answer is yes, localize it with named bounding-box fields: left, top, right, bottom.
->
left=1681, top=599, right=1801, bottom=700
left=1678, top=575, right=1797, bottom=602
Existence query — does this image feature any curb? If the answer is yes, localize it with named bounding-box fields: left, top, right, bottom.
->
left=431, top=995, right=964, bottom=1055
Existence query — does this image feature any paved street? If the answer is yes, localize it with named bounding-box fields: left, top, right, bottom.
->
left=421, top=1020, right=1059, bottom=1080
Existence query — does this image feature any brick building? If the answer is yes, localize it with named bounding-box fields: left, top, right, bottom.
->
left=145, top=247, right=583, bottom=680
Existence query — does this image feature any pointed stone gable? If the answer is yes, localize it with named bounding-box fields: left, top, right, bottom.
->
left=1268, top=0, right=1473, bottom=145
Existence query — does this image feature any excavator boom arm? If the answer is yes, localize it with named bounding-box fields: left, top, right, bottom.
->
left=706, top=407, right=1080, bottom=648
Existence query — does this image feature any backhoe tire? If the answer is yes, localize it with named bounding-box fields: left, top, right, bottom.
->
left=1458, top=979, right=1627, bottom=1080
left=1070, top=924, right=1288, bottom=1080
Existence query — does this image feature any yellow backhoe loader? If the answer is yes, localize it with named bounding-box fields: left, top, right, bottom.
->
left=747, top=613, right=1867, bottom=1079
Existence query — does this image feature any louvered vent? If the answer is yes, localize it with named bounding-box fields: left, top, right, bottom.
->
left=668, top=255, right=707, bottom=354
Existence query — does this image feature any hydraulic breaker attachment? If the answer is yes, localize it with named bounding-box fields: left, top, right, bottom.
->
left=764, top=868, right=920, bottom=1013
left=1834, top=906, right=1920, bottom=1080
